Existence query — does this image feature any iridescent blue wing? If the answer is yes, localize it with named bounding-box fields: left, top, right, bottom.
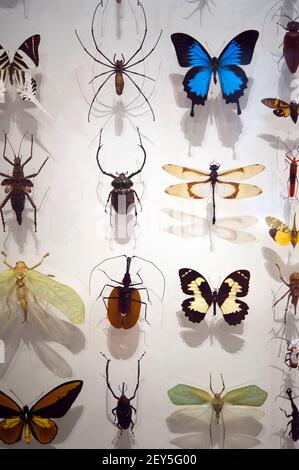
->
left=171, top=33, right=212, bottom=116
left=217, top=30, right=259, bottom=114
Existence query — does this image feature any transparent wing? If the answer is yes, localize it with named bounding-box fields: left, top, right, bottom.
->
left=163, top=164, right=210, bottom=181
left=0, top=271, right=15, bottom=301
left=168, top=384, right=212, bottom=405
left=215, top=181, right=262, bottom=199
left=25, top=270, right=85, bottom=324
left=165, top=182, right=211, bottom=199
left=218, top=164, right=265, bottom=181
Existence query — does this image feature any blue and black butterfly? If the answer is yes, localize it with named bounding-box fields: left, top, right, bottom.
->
left=171, top=30, right=259, bottom=116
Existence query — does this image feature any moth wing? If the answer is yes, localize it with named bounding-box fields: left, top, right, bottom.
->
left=223, top=385, right=268, bottom=407
left=217, top=270, right=250, bottom=325
left=0, top=270, right=15, bottom=300
left=261, top=98, right=291, bottom=117
left=265, top=217, right=291, bottom=246
left=168, top=384, right=212, bottom=405
left=162, top=164, right=210, bottom=181
left=25, top=269, right=85, bottom=324
left=31, top=380, right=83, bottom=418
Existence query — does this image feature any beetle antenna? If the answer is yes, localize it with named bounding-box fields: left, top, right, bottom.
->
left=9, top=389, right=24, bottom=406
left=271, top=336, right=290, bottom=346
left=130, top=256, right=165, bottom=299
left=96, top=130, right=116, bottom=178
left=100, top=351, right=109, bottom=361
left=3, top=132, right=17, bottom=159
left=89, top=255, right=128, bottom=294
left=128, top=127, right=147, bottom=178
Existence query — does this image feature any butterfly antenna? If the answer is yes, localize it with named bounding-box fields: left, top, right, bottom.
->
left=204, top=41, right=214, bottom=57
left=28, top=391, right=44, bottom=407
left=18, top=132, right=28, bottom=158
left=214, top=41, right=225, bottom=58
left=9, top=389, right=24, bottom=406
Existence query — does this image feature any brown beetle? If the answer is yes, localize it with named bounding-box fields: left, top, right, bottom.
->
left=278, top=15, right=299, bottom=73
left=274, top=263, right=299, bottom=323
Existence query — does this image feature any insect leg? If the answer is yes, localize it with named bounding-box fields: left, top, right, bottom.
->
left=2, top=132, right=14, bottom=166
left=275, top=264, right=291, bottom=288
left=284, top=294, right=292, bottom=323
left=28, top=253, right=49, bottom=270
left=210, top=410, right=214, bottom=449
left=280, top=407, right=292, bottom=419
left=100, top=352, right=119, bottom=400
left=131, top=405, right=137, bottom=413
left=122, top=71, right=155, bottom=121
left=122, top=1, right=148, bottom=67
left=0, top=193, right=12, bottom=232
left=99, top=269, right=122, bottom=285
left=75, top=30, right=114, bottom=68
left=0, top=171, right=12, bottom=178
left=24, top=193, right=38, bottom=232
left=130, top=420, right=135, bottom=436
left=132, top=190, right=142, bottom=212
left=89, top=69, right=115, bottom=85
left=25, top=157, right=49, bottom=178
left=273, top=289, right=291, bottom=307
left=1, top=251, right=14, bottom=269
left=112, top=407, right=117, bottom=421
left=96, top=283, right=116, bottom=301
left=135, top=286, right=151, bottom=304
left=221, top=410, right=226, bottom=449
left=105, top=191, right=112, bottom=213
left=129, top=352, right=145, bottom=400
left=90, top=3, right=115, bottom=66
left=130, top=297, right=149, bottom=324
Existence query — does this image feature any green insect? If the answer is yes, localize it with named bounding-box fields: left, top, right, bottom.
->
left=167, top=374, right=268, bottom=448
left=0, top=252, right=85, bottom=335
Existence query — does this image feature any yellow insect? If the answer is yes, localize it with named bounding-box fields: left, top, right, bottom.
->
left=266, top=214, right=299, bottom=248
left=0, top=252, right=84, bottom=329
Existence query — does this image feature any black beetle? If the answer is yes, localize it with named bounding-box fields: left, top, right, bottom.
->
left=278, top=15, right=299, bottom=73
left=100, top=352, right=145, bottom=434
left=278, top=387, right=299, bottom=441
left=96, top=128, right=146, bottom=225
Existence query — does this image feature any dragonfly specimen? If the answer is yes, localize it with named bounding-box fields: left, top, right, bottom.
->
left=266, top=214, right=299, bottom=248
left=163, top=162, right=265, bottom=224
left=0, top=252, right=85, bottom=330
left=167, top=374, right=268, bottom=448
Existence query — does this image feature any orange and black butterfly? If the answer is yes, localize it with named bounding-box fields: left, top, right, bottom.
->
left=261, top=98, right=299, bottom=124
left=179, top=268, right=250, bottom=325
left=163, top=162, right=265, bottom=224
left=266, top=214, right=299, bottom=249
left=0, top=380, right=83, bottom=445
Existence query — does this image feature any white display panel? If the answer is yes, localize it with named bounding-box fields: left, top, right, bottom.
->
left=0, top=0, right=297, bottom=449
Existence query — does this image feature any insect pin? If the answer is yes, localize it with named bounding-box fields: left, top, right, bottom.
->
left=96, top=128, right=146, bottom=225
left=273, top=337, right=299, bottom=369
left=0, top=380, right=83, bottom=445
left=277, top=388, right=299, bottom=441
left=100, top=352, right=145, bottom=435
left=168, top=373, right=268, bottom=448
left=273, top=263, right=299, bottom=323
left=163, top=162, right=264, bottom=225
left=90, top=254, right=165, bottom=329
left=266, top=213, right=299, bottom=248
left=75, top=1, right=162, bottom=121
left=0, top=132, right=49, bottom=232
left=277, top=15, right=299, bottom=73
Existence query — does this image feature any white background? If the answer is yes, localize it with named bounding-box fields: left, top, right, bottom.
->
left=0, top=0, right=298, bottom=449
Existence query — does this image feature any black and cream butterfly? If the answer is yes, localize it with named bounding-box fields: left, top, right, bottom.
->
left=179, top=268, right=250, bottom=325
left=0, top=35, right=40, bottom=95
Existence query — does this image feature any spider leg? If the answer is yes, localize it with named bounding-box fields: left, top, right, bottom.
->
left=123, top=70, right=155, bottom=82
left=91, top=2, right=115, bottom=66
left=89, top=69, right=115, bottom=85
left=124, top=29, right=162, bottom=69
left=123, top=1, right=148, bottom=67
left=75, top=30, right=113, bottom=68
left=88, top=72, right=115, bottom=122
left=123, top=71, right=155, bottom=121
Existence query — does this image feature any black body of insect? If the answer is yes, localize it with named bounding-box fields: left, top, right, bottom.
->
left=75, top=1, right=162, bottom=121
left=0, top=132, right=48, bottom=232
left=278, top=388, right=299, bottom=441
left=100, top=352, right=145, bottom=434
left=277, top=14, right=299, bottom=73
left=96, top=128, right=146, bottom=224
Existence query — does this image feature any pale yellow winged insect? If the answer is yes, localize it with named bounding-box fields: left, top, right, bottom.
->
left=168, top=374, right=268, bottom=449
left=0, top=252, right=85, bottom=331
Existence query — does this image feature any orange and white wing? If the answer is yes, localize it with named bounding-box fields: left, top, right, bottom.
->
left=163, top=164, right=210, bottom=181
left=218, top=164, right=265, bottom=181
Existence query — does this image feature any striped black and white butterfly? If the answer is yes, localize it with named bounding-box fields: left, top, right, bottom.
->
left=179, top=268, right=250, bottom=325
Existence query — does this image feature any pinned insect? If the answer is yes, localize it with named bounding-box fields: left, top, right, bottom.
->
left=163, top=162, right=264, bottom=225
left=171, top=30, right=259, bottom=116
left=101, top=352, right=145, bottom=434
left=179, top=268, right=250, bottom=325
left=96, top=128, right=146, bottom=224
left=282, top=144, right=299, bottom=198
left=168, top=374, right=268, bottom=448
left=0, top=132, right=48, bottom=232
left=75, top=1, right=162, bottom=121
left=274, top=263, right=299, bottom=323
left=266, top=214, right=299, bottom=248
left=277, top=15, right=299, bottom=73
left=261, top=98, right=299, bottom=123
left=273, top=337, right=299, bottom=369
left=278, top=388, right=299, bottom=441
left=0, top=380, right=83, bottom=445
left=90, top=254, right=164, bottom=329
left=0, top=251, right=85, bottom=327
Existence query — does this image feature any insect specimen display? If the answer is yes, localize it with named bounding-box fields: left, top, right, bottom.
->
left=0, top=252, right=85, bottom=327
left=75, top=1, right=162, bottom=121
left=0, top=380, right=83, bottom=444
left=282, top=145, right=299, bottom=198
left=171, top=30, right=259, bottom=116
left=278, top=388, right=299, bottom=441
left=273, top=337, right=299, bottom=369
left=0, top=132, right=48, bottom=232
left=96, top=128, right=146, bottom=223
left=274, top=263, right=299, bottom=323
left=277, top=15, right=299, bottom=73
left=101, top=352, right=145, bottom=434
left=167, top=374, right=268, bottom=448
left=90, top=254, right=164, bottom=329
left=163, top=163, right=265, bottom=224
left=266, top=214, right=299, bottom=248
left=179, top=268, right=250, bottom=325
left=261, top=98, right=299, bottom=123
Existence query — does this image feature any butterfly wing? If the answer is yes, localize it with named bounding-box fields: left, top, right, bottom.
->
left=265, top=217, right=292, bottom=246
left=217, top=30, right=259, bottom=114
left=168, top=384, right=212, bottom=406
left=28, top=381, right=83, bottom=444
left=12, top=35, right=40, bottom=72
left=261, top=98, right=291, bottom=118
left=217, top=270, right=250, bottom=325
left=0, top=391, right=23, bottom=445
left=171, top=33, right=213, bottom=115
left=0, top=45, right=10, bottom=85
left=179, top=268, right=213, bottom=323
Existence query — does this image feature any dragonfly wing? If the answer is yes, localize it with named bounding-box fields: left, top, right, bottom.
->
left=216, top=181, right=262, bottom=199
left=218, top=164, right=265, bottom=181
left=163, top=164, right=210, bottom=181
left=165, top=182, right=211, bottom=199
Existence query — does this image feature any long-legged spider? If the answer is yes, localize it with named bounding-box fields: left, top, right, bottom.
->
left=75, top=1, right=162, bottom=122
